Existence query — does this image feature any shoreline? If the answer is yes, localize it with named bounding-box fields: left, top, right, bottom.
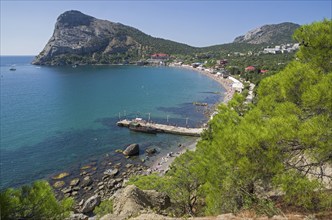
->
left=147, top=65, right=236, bottom=175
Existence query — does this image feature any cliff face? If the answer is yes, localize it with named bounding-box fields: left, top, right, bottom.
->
left=233, top=22, right=300, bottom=45
left=33, top=10, right=195, bottom=65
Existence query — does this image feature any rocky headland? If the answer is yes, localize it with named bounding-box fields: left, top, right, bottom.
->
left=32, top=10, right=195, bottom=66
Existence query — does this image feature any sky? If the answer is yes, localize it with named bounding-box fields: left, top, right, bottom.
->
left=1, top=0, right=331, bottom=55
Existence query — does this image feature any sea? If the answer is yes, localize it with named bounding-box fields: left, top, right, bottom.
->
left=0, top=56, right=224, bottom=189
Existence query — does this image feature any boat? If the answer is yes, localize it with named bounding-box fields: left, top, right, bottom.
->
left=128, top=122, right=158, bottom=134
left=9, top=65, right=16, bottom=71
left=193, top=102, right=208, bottom=106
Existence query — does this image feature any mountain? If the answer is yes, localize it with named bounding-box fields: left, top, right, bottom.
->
left=32, top=10, right=197, bottom=65
left=33, top=11, right=300, bottom=65
left=233, top=22, right=300, bottom=44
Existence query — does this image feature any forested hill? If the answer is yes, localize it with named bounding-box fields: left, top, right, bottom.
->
left=33, top=10, right=299, bottom=65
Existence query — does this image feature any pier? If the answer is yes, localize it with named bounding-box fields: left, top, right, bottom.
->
left=117, top=119, right=204, bottom=137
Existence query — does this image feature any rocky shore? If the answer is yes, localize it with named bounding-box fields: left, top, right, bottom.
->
left=48, top=140, right=198, bottom=217
left=49, top=65, right=235, bottom=217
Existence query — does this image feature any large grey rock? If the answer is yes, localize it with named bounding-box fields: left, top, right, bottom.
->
left=106, top=185, right=170, bottom=219
left=81, top=176, right=93, bottom=187
left=67, top=213, right=89, bottom=220
left=123, top=144, right=139, bottom=156
left=103, top=168, right=119, bottom=177
left=80, top=194, right=101, bottom=214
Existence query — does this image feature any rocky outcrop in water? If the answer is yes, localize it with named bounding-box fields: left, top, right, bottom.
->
left=123, top=144, right=140, bottom=156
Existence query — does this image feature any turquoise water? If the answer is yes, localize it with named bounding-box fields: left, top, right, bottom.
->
left=0, top=56, right=224, bottom=189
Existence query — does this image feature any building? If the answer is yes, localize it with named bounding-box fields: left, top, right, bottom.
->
left=245, top=66, right=256, bottom=72
left=151, top=53, right=169, bottom=59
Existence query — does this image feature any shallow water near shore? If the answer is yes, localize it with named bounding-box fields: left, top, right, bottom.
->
left=0, top=56, right=224, bottom=189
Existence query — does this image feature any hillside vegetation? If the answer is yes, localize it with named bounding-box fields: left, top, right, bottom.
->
left=129, top=19, right=332, bottom=217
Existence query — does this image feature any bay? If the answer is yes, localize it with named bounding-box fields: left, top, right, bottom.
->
left=0, top=56, right=224, bottom=189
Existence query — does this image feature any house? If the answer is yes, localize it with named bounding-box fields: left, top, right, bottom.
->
left=229, top=76, right=244, bottom=93
left=260, top=70, right=269, bottom=74
left=151, top=53, right=169, bottom=59
left=245, top=66, right=256, bottom=72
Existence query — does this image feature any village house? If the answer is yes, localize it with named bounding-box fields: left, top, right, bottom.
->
left=245, top=66, right=256, bottom=72
left=151, top=53, right=169, bottom=59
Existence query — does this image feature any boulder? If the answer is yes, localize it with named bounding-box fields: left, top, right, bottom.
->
left=111, top=185, right=170, bottom=219
left=70, top=178, right=80, bottom=186
left=67, top=213, right=89, bottom=220
left=52, top=172, right=70, bottom=180
left=103, top=168, right=119, bottom=177
left=81, top=176, right=93, bottom=187
left=53, top=181, right=65, bottom=188
left=123, top=144, right=139, bottom=156
left=80, top=194, right=101, bottom=214
left=145, top=148, right=156, bottom=155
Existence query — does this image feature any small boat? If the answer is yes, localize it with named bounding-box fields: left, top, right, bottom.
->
left=129, top=122, right=158, bottom=134
left=193, top=102, right=208, bottom=106
left=9, top=65, right=16, bottom=71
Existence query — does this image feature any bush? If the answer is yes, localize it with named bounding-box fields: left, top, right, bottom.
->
left=0, top=180, right=73, bottom=219
left=94, top=199, right=114, bottom=219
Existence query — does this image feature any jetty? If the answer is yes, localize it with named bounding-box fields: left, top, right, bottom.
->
left=117, top=119, right=204, bottom=137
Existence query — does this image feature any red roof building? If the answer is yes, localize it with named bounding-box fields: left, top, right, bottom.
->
left=260, top=70, right=269, bottom=73
left=151, top=53, right=169, bottom=59
left=245, top=66, right=256, bottom=71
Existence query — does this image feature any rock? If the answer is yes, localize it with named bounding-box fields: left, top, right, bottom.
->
left=107, top=179, right=116, bottom=188
left=115, top=149, right=123, bottom=153
left=217, top=213, right=237, bottom=220
left=68, top=213, right=89, bottom=220
left=79, top=199, right=85, bottom=206
left=72, top=186, right=80, bottom=191
left=80, top=165, right=91, bottom=170
left=103, top=168, right=119, bottom=177
left=123, top=144, right=139, bottom=156
left=145, top=148, right=156, bottom=155
left=62, top=187, right=72, bottom=194
left=71, top=191, right=78, bottom=196
left=82, top=176, right=93, bottom=187
left=52, top=172, right=70, bottom=180
left=125, top=163, right=134, bottom=169
left=114, top=163, right=121, bottom=168
left=112, top=185, right=170, bottom=219
left=53, top=181, right=65, bottom=188
left=70, top=178, right=80, bottom=186
left=80, top=194, right=101, bottom=214
left=80, top=171, right=87, bottom=176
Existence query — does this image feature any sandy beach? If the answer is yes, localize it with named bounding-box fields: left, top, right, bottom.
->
left=147, top=65, right=236, bottom=175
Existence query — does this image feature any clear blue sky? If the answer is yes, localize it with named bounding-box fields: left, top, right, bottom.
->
left=1, top=0, right=331, bottom=55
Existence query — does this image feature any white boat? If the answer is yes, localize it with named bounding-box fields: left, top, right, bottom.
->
left=9, top=65, right=16, bottom=71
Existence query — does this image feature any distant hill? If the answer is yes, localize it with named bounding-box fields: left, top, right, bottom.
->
left=233, top=22, right=300, bottom=45
left=32, top=10, right=197, bottom=65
